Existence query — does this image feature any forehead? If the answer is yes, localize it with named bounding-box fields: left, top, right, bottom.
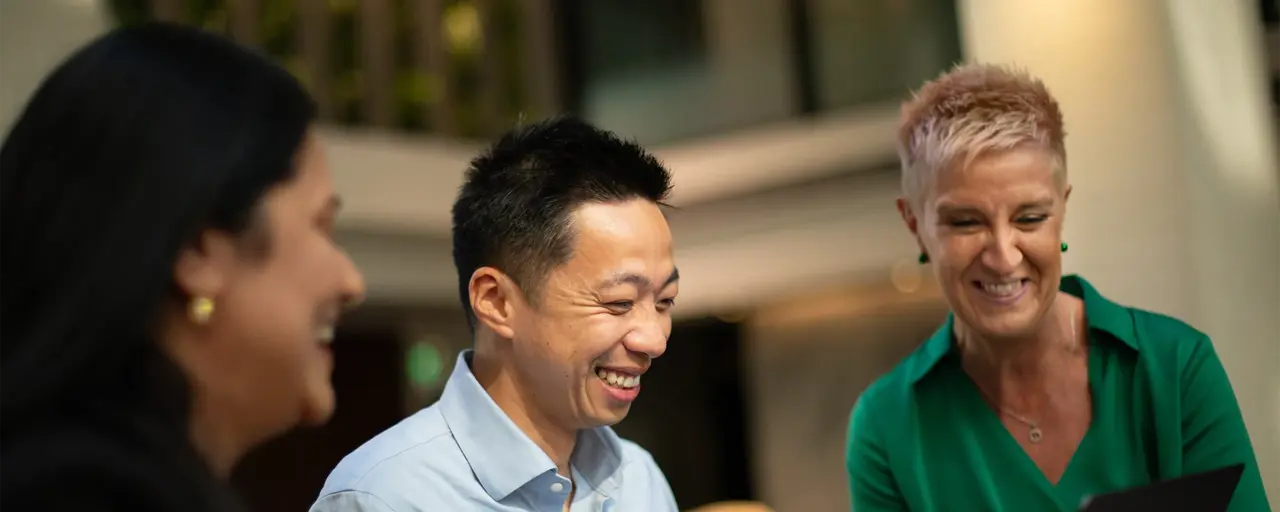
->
left=556, top=200, right=673, bottom=279
left=931, top=148, right=1058, bottom=206
left=272, top=134, right=332, bottom=199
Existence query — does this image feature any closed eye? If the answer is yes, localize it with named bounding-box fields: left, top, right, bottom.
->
left=657, top=298, right=676, bottom=312
left=605, top=301, right=634, bottom=314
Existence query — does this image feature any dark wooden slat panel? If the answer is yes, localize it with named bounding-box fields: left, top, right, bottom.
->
left=359, top=0, right=396, bottom=127
left=475, top=0, right=506, bottom=134
left=520, top=0, right=562, bottom=118
left=150, top=0, right=185, bottom=22
left=297, top=0, right=334, bottom=119
left=411, top=0, right=456, bottom=134
left=227, top=0, right=261, bottom=48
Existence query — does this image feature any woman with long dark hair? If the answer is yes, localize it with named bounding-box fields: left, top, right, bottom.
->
left=0, top=23, right=365, bottom=510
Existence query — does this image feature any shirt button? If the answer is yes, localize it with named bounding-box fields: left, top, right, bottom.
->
left=550, top=482, right=564, bottom=493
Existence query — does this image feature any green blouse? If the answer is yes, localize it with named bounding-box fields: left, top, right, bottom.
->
left=845, top=275, right=1269, bottom=511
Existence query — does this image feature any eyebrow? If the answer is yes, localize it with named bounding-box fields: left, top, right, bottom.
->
left=597, top=268, right=680, bottom=290
left=1016, top=199, right=1055, bottom=211
left=936, top=198, right=1054, bottom=215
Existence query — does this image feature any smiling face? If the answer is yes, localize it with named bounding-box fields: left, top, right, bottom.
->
left=899, top=146, right=1070, bottom=341
left=172, top=133, right=366, bottom=438
left=507, top=199, right=678, bottom=429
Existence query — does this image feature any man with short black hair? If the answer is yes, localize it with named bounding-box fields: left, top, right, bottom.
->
left=312, top=117, right=681, bottom=511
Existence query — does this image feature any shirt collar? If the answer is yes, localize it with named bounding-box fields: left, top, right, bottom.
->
left=909, top=274, right=1139, bottom=383
left=437, top=350, right=624, bottom=501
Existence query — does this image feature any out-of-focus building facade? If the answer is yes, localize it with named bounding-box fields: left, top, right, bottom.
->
left=2, top=1, right=1276, bottom=510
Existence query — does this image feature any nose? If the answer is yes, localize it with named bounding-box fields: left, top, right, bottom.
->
left=980, top=226, right=1024, bottom=274
left=622, top=312, right=669, bottom=360
left=339, top=250, right=367, bottom=311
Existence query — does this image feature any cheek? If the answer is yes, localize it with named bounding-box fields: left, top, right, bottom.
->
left=1023, top=236, right=1063, bottom=271
left=558, top=314, right=632, bottom=363
left=935, top=235, right=983, bottom=272
left=573, top=316, right=623, bottom=353
left=221, top=243, right=339, bottom=351
left=518, top=311, right=586, bottom=365
left=201, top=273, right=322, bottom=416
left=285, top=236, right=358, bottom=310
left=219, top=268, right=317, bottom=355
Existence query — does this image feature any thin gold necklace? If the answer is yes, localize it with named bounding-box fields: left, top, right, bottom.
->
left=977, top=384, right=1045, bottom=444
left=975, top=315, right=1078, bottom=445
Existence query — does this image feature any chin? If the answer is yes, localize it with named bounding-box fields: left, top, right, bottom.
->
left=959, top=290, right=1046, bottom=340
left=593, top=411, right=630, bottom=427
left=969, top=314, right=1040, bottom=340
left=585, top=403, right=632, bottom=428
left=298, top=387, right=336, bottom=427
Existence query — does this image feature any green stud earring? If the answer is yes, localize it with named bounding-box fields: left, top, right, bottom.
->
left=918, top=252, right=930, bottom=264
left=1060, top=242, right=1069, bottom=253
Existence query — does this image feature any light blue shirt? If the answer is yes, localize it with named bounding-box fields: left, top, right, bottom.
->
left=310, top=350, right=679, bottom=512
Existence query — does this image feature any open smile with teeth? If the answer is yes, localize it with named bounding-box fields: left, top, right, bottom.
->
left=595, top=368, right=641, bottom=389
left=975, top=279, right=1027, bottom=297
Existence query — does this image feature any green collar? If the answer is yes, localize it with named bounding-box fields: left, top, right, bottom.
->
left=909, top=274, right=1138, bottom=383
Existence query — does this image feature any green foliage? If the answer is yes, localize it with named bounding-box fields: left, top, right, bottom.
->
left=105, top=0, right=532, bottom=139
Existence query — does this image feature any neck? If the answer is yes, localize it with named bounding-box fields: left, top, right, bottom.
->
left=471, top=347, right=577, bottom=477
left=957, top=293, right=1084, bottom=392
left=159, top=319, right=250, bottom=479
left=188, top=399, right=245, bottom=479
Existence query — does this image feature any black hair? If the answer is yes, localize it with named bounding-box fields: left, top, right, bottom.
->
left=0, top=21, right=315, bottom=455
left=451, top=116, right=673, bottom=329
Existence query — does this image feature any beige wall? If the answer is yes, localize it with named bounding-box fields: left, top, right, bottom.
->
left=0, top=0, right=110, bottom=135
left=743, top=278, right=948, bottom=511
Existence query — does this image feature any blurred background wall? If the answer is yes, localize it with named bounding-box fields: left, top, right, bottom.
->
left=2, top=0, right=1277, bottom=510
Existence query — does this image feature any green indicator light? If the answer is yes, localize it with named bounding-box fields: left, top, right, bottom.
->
left=407, top=341, right=444, bottom=389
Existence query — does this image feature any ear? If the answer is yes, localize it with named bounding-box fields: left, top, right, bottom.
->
left=173, top=230, right=239, bottom=300
left=1063, top=183, right=1073, bottom=203
left=469, top=267, right=518, bottom=339
left=896, top=196, right=930, bottom=256
left=897, top=195, right=927, bottom=237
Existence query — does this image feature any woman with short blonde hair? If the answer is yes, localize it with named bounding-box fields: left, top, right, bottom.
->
left=845, top=63, right=1268, bottom=511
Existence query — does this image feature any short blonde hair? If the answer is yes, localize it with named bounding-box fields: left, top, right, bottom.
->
left=897, top=63, right=1066, bottom=205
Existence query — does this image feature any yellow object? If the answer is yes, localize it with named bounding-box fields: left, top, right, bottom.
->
left=189, top=296, right=214, bottom=325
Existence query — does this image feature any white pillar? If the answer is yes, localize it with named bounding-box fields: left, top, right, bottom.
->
left=0, top=0, right=111, bottom=136
left=959, top=0, right=1280, bottom=502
